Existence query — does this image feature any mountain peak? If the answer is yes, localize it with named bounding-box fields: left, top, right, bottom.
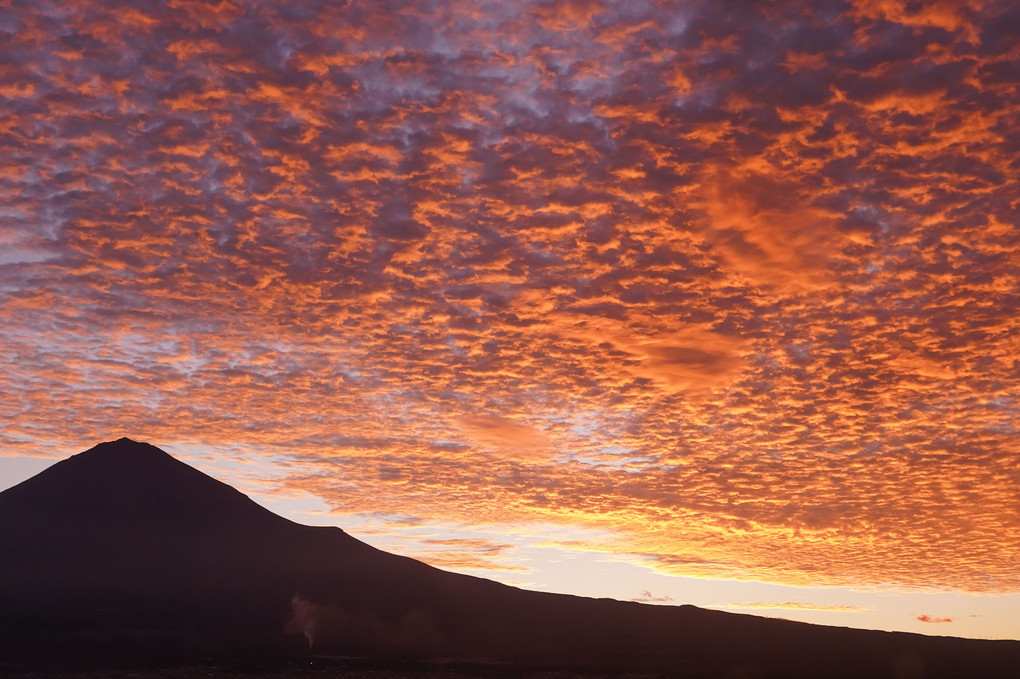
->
left=3, top=441, right=1020, bottom=675
left=76, top=436, right=173, bottom=459
left=72, top=437, right=178, bottom=469
left=0, top=438, right=281, bottom=530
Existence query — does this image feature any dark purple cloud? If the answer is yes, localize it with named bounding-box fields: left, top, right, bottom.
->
left=1, top=0, right=1018, bottom=592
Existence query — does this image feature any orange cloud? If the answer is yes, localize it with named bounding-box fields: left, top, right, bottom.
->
left=2, top=0, right=1019, bottom=598
left=457, top=414, right=555, bottom=461
left=727, top=602, right=870, bottom=613
left=387, top=538, right=529, bottom=573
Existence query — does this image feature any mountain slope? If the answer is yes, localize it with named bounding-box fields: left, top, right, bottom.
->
left=2, top=439, right=1019, bottom=677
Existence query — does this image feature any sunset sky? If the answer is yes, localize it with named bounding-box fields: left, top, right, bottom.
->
left=2, top=0, right=1019, bottom=640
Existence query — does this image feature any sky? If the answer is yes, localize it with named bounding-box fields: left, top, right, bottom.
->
left=1, top=0, right=1019, bottom=641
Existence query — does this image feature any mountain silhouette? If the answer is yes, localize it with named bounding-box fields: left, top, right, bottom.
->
left=2, top=438, right=1019, bottom=677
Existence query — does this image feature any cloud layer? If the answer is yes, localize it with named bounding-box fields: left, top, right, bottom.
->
left=1, top=0, right=1018, bottom=592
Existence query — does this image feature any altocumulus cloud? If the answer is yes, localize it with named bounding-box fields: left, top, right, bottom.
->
left=1, top=0, right=1019, bottom=594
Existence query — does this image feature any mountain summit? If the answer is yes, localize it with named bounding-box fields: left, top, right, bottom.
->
left=0, top=438, right=283, bottom=529
left=2, top=439, right=1019, bottom=677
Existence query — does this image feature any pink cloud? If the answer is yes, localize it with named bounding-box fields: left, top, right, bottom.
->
left=1, top=0, right=1018, bottom=595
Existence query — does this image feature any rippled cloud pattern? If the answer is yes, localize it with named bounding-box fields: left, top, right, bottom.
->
left=2, top=0, right=1018, bottom=592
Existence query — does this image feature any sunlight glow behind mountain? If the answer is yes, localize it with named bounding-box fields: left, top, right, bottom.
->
left=1, top=0, right=1018, bottom=641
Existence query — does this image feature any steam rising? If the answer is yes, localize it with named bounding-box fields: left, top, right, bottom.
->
left=286, top=594, right=318, bottom=649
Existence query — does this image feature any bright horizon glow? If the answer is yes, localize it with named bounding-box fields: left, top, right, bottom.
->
left=2, top=0, right=1019, bottom=642
left=3, top=446, right=1019, bottom=642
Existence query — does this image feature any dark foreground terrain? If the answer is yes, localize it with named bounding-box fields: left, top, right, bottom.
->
left=0, top=660, right=640, bottom=679
left=0, top=656, right=668, bottom=679
left=3, top=439, right=1019, bottom=679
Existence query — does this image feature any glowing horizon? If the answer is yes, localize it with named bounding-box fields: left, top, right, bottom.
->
left=2, top=0, right=1018, bottom=640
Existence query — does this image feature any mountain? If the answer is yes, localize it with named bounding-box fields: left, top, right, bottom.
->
left=2, top=438, right=1019, bottom=677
